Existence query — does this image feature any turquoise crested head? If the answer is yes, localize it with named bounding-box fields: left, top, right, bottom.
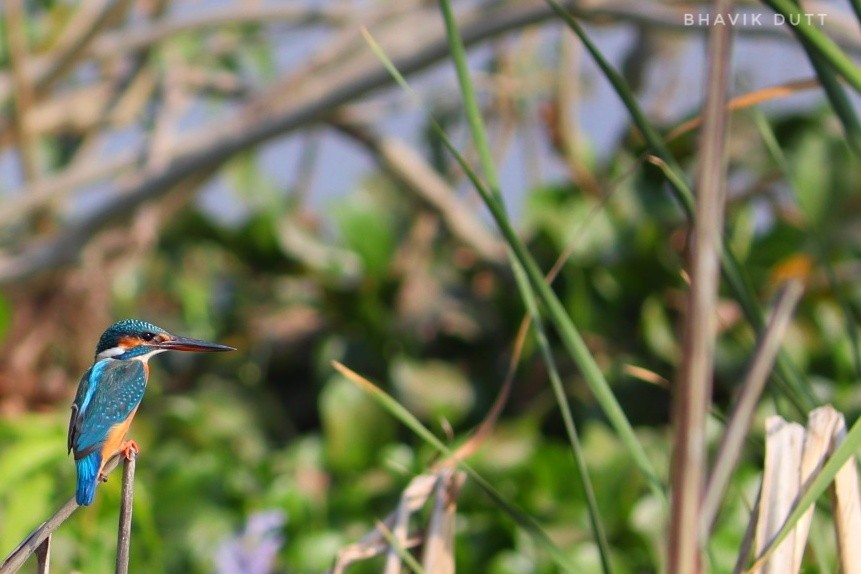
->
left=95, top=319, right=234, bottom=361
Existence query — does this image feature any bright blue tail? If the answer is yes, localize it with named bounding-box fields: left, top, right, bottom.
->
left=75, top=452, right=101, bottom=506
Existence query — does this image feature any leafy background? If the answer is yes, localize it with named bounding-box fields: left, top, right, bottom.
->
left=0, top=1, right=859, bottom=572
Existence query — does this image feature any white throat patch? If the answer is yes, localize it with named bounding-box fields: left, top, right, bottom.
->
left=96, top=346, right=127, bottom=360
left=95, top=347, right=168, bottom=362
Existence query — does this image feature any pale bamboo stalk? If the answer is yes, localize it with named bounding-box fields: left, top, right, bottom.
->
left=753, top=417, right=805, bottom=574
left=832, top=420, right=861, bottom=573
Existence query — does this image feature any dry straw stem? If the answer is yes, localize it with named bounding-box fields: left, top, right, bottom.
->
left=830, top=421, right=861, bottom=571
left=748, top=407, right=861, bottom=574
left=329, top=299, right=514, bottom=572
left=422, top=469, right=465, bottom=574
left=331, top=469, right=465, bottom=574
left=754, top=417, right=807, bottom=574
left=667, top=0, right=733, bottom=571
left=702, top=280, right=805, bottom=534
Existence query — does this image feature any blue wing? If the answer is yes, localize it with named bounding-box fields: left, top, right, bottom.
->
left=67, top=359, right=147, bottom=459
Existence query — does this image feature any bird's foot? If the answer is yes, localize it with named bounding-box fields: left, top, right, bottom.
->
left=120, top=439, right=139, bottom=460
left=98, top=473, right=108, bottom=483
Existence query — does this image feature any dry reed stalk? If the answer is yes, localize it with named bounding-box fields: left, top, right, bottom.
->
left=751, top=406, right=861, bottom=573
left=667, top=0, right=733, bottom=571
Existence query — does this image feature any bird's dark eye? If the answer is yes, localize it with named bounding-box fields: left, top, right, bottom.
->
left=141, top=332, right=155, bottom=341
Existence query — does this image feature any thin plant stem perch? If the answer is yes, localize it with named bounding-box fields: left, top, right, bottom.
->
left=115, top=450, right=136, bottom=574
left=0, top=452, right=134, bottom=574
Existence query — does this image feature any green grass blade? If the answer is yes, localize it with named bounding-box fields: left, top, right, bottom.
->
left=438, top=2, right=614, bottom=570
left=365, top=10, right=666, bottom=500
left=781, top=19, right=861, bottom=156
left=437, top=0, right=500, bottom=196
left=332, top=362, right=580, bottom=573
left=545, top=0, right=817, bottom=412
left=374, top=520, right=426, bottom=574
left=511, top=262, right=614, bottom=573
left=762, top=0, right=861, bottom=94
left=363, top=20, right=664, bottom=498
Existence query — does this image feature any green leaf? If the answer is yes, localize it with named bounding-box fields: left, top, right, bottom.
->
left=334, top=195, right=396, bottom=280
left=792, top=134, right=830, bottom=226
left=320, top=374, right=395, bottom=473
left=641, top=296, right=679, bottom=364
left=390, top=358, right=475, bottom=424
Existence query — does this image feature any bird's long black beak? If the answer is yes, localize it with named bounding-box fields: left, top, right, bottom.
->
left=158, top=335, right=236, bottom=353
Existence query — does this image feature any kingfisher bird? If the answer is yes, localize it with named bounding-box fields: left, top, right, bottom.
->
left=68, top=319, right=234, bottom=506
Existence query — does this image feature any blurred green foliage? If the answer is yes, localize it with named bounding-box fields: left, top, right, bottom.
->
left=0, top=105, right=856, bottom=571
left=3, top=106, right=860, bottom=573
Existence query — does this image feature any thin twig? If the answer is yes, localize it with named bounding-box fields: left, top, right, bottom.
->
left=0, top=0, right=130, bottom=109
left=115, top=451, right=136, bottom=574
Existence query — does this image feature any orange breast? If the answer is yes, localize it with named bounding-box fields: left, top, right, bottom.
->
left=98, top=406, right=139, bottom=475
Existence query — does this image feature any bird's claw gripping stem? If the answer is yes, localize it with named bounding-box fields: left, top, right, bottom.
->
left=120, top=440, right=139, bottom=460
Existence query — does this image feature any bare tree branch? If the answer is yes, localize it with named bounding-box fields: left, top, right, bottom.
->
left=5, top=0, right=38, bottom=182
left=0, top=0, right=577, bottom=284
left=4, top=0, right=860, bottom=147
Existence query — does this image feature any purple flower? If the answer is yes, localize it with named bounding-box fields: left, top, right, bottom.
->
left=215, top=510, right=286, bottom=574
